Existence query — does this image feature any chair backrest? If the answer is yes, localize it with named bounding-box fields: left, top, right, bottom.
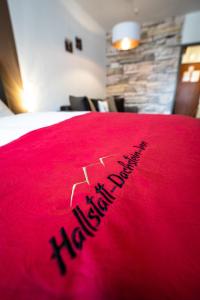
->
left=90, top=97, right=125, bottom=112
left=113, top=97, right=124, bottom=112
left=69, top=96, right=91, bottom=111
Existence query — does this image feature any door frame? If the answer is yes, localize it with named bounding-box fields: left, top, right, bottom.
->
left=172, top=42, right=200, bottom=114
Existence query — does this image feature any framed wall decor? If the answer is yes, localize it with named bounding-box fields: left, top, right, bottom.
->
left=75, top=37, right=82, bottom=51
left=65, top=39, right=73, bottom=53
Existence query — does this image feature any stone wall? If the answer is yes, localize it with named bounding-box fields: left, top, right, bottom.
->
left=106, top=16, right=184, bottom=113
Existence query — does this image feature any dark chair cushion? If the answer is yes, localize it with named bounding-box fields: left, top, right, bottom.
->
left=113, top=97, right=125, bottom=112
left=69, top=96, right=91, bottom=111
left=60, top=105, right=72, bottom=111
left=124, top=106, right=139, bottom=113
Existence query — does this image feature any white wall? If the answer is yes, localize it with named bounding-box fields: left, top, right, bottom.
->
left=182, top=11, right=200, bottom=45
left=8, top=0, right=106, bottom=112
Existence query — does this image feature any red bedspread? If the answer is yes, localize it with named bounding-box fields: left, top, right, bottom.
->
left=0, top=112, right=200, bottom=300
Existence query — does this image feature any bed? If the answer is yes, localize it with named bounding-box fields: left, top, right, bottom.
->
left=0, top=110, right=89, bottom=146
left=0, top=102, right=200, bottom=300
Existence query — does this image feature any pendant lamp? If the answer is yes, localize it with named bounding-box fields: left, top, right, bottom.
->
left=112, top=21, right=140, bottom=50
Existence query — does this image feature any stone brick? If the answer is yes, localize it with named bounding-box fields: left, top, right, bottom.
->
left=107, top=84, right=128, bottom=96
left=107, top=75, right=129, bottom=86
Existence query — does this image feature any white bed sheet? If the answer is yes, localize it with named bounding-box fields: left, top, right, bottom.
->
left=0, top=111, right=88, bottom=146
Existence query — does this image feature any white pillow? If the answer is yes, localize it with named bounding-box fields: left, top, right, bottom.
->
left=0, top=99, right=14, bottom=117
left=97, top=100, right=109, bottom=112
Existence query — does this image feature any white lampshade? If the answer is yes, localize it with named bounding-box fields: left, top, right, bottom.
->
left=182, top=11, right=200, bottom=45
left=112, top=21, right=140, bottom=50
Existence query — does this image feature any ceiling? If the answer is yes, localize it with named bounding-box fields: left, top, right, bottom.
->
left=76, top=0, right=200, bottom=30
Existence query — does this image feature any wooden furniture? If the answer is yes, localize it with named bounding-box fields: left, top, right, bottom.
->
left=174, top=63, right=200, bottom=117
